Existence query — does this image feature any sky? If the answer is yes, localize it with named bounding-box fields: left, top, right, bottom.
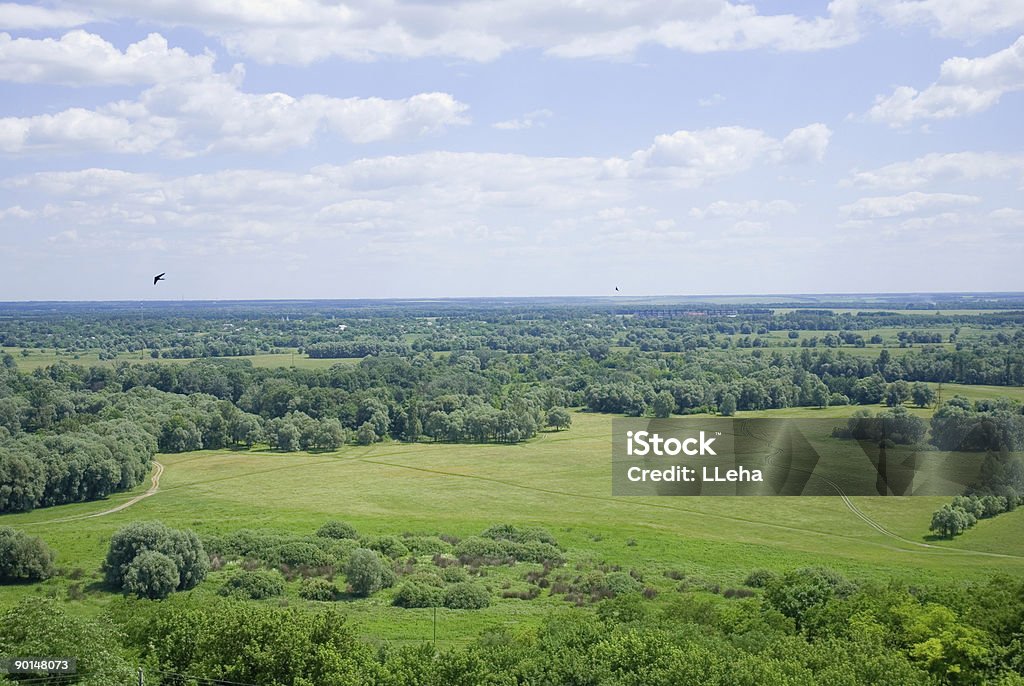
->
left=0, top=1, right=1022, bottom=301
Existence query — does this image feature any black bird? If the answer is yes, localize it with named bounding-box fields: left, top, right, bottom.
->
left=153, top=273, right=166, bottom=285
left=615, top=286, right=619, bottom=292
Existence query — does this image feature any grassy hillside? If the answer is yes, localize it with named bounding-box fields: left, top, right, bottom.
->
left=3, top=410, right=1021, bottom=646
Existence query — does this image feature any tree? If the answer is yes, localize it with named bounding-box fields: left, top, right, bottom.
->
left=0, top=527, right=55, bottom=582
left=104, top=521, right=208, bottom=593
left=652, top=391, right=675, bottom=418
left=345, top=548, right=389, bottom=596
left=911, top=382, right=936, bottom=408
left=123, top=550, right=179, bottom=600
left=546, top=407, right=572, bottom=431
left=929, top=505, right=970, bottom=539
left=719, top=394, right=737, bottom=417
left=884, top=380, right=911, bottom=407
left=356, top=421, right=377, bottom=445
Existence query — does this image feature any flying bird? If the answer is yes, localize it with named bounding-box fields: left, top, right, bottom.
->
left=153, top=273, right=166, bottom=285
left=615, top=286, right=620, bottom=292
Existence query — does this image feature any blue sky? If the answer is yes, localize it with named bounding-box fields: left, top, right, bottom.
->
left=0, top=1, right=1022, bottom=300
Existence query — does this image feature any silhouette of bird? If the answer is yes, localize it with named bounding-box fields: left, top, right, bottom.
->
left=615, top=286, right=619, bottom=292
left=153, top=273, right=166, bottom=285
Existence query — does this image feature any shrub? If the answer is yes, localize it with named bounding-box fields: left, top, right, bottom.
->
left=441, top=566, right=469, bottom=584
left=298, top=577, right=338, bottom=601
left=403, top=536, right=453, bottom=556
left=316, top=521, right=358, bottom=540
left=0, top=527, right=55, bottom=582
left=442, top=582, right=490, bottom=609
left=480, top=524, right=559, bottom=547
left=219, top=569, right=285, bottom=600
left=744, top=569, right=776, bottom=588
left=393, top=581, right=444, bottom=608
left=359, top=535, right=409, bottom=559
left=123, top=551, right=179, bottom=600
left=345, top=548, right=391, bottom=596
left=604, top=571, right=641, bottom=596
left=270, top=542, right=333, bottom=568
left=104, top=521, right=208, bottom=593
left=454, top=536, right=513, bottom=563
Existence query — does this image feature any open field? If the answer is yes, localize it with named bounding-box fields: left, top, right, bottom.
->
left=3, top=410, right=1021, bottom=646
left=1, top=346, right=359, bottom=372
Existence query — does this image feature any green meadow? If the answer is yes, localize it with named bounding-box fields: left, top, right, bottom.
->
left=3, top=408, right=1021, bottom=646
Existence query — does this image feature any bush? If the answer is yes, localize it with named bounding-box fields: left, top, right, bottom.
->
left=403, top=536, right=453, bottom=556
left=219, top=569, right=285, bottom=600
left=0, top=527, right=55, bottom=582
left=441, top=566, right=469, bottom=583
left=442, top=581, right=490, bottom=609
left=104, top=521, right=208, bottom=593
left=270, top=542, right=333, bottom=568
left=123, top=551, right=179, bottom=600
left=454, top=536, right=513, bottom=563
left=393, top=581, right=444, bottom=608
left=480, top=524, right=559, bottom=547
left=316, top=521, right=359, bottom=540
left=345, top=548, right=391, bottom=596
left=604, top=571, right=641, bottom=596
left=359, top=535, right=409, bottom=559
left=298, top=577, right=338, bottom=601
left=744, top=569, right=776, bottom=588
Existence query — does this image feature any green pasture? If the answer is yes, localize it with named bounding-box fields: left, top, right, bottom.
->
left=2, top=410, right=1021, bottom=646
left=1, top=346, right=359, bottom=372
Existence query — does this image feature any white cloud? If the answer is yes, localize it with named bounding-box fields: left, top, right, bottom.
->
left=698, top=93, right=725, bottom=107
left=0, top=204, right=33, bottom=220
left=873, top=0, right=1024, bottom=39
left=689, top=199, right=797, bottom=219
left=493, top=109, right=552, bottom=130
left=0, top=31, right=215, bottom=86
left=839, top=191, right=980, bottom=219
left=0, top=3, right=90, bottom=29
left=866, top=36, right=1024, bottom=125
left=623, top=123, right=830, bottom=184
left=0, top=68, right=470, bottom=155
left=846, top=151, right=1024, bottom=189
left=1, top=126, right=823, bottom=252
left=59, top=0, right=861, bottom=64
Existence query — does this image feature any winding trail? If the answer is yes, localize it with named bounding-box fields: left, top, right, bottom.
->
left=23, top=460, right=164, bottom=526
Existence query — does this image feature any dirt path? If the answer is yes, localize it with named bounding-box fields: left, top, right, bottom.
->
left=24, top=460, right=164, bottom=526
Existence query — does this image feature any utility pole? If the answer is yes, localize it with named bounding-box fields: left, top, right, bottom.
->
left=433, top=605, right=437, bottom=647
left=138, top=667, right=144, bottom=685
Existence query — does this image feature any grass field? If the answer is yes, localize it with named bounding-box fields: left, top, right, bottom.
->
left=1, top=347, right=359, bottom=372
left=2, top=409, right=1021, bottom=646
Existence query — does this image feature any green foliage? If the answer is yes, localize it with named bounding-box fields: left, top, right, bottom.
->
left=403, top=535, right=453, bottom=556
left=123, top=550, right=179, bottom=600
left=345, top=548, right=391, bottom=596
left=763, top=567, right=854, bottom=632
left=604, top=571, right=642, bottom=596
left=744, top=568, right=776, bottom=588
left=442, top=581, right=490, bottom=609
left=0, top=526, right=55, bottom=582
left=104, top=520, right=208, bottom=594
left=359, top=534, right=409, bottom=559
left=0, top=598, right=136, bottom=686
left=316, top=520, right=359, bottom=540
left=298, top=577, right=338, bottom=601
left=218, top=569, right=285, bottom=599
left=393, top=580, right=444, bottom=608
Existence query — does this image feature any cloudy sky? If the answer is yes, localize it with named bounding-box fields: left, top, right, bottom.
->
left=1, top=1, right=1022, bottom=300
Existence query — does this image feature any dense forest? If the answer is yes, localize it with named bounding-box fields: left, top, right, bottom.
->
left=2, top=300, right=1024, bottom=514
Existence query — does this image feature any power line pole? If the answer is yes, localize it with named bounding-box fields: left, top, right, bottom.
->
left=138, top=667, right=144, bottom=686
left=433, top=605, right=437, bottom=647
